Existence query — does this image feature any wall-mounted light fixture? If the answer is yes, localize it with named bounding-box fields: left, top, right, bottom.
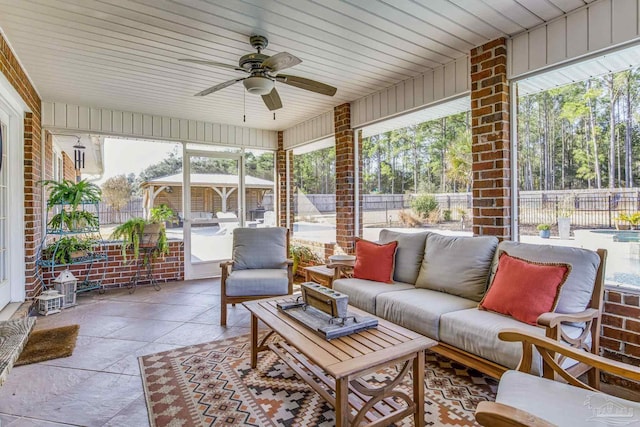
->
left=165, top=186, right=173, bottom=193
left=73, top=136, right=85, bottom=170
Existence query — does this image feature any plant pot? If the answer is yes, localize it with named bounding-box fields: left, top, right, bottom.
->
left=558, top=217, right=571, bottom=239
left=141, top=223, right=163, bottom=245
left=70, top=250, right=88, bottom=260
left=539, top=230, right=550, bottom=239
left=616, top=223, right=631, bottom=231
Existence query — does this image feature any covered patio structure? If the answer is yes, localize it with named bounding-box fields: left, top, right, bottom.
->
left=2, top=1, right=640, bottom=424
left=140, top=173, right=274, bottom=221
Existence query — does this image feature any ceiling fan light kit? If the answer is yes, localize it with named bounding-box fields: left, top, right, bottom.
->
left=243, top=76, right=274, bottom=95
left=180, top=34, right=337, bottom=112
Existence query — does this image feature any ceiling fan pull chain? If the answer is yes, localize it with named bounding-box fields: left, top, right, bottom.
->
left=243, top=90, right=246, bottom=123
left=273, top=112, right=276, bottom=120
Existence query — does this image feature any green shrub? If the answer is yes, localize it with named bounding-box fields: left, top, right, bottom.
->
left=443, top=209, right=452, bottom=221
left=411, top=194, right=439, bottom=219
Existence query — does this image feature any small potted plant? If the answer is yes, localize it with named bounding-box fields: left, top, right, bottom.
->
left=289, top=244, right=321, bottom=275
left=537, top=223, right=551, bottom=239
left=615, top=213, right=632, bottom=230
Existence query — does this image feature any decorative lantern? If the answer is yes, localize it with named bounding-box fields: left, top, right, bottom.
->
left=53, top=269, right=78, bottom=308
left=37, top=290, right=63, bottom=316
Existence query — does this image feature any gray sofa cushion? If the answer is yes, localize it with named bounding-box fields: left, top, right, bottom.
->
left=439, top=308, right=588, bottom=374
left=232, top=227, right=287, bottom=271
left=376, top=289, right=477, bottom=340
left=332, top=278, right=414, bottom=314
left=415, top=234, right=498, bottom=301
left=378, top=230, right=429, bottom=284
left=490, top=241, right=601, bottom=314
left=225, top=269, right=289, bottom=296
left=496, top=370, right=640, bottom=426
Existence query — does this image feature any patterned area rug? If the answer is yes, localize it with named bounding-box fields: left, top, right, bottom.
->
left=139, top=334, right=497, bottom=427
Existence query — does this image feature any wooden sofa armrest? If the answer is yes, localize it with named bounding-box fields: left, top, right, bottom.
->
left=499, top=328, right=640, bottom=387
left=537, top=308, right=599, bottom=328
left=220, top=260, right=234, bottom=269
left=475, top=401, right=555, bottom=427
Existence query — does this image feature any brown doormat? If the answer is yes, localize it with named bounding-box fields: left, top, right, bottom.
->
left=140, top=333, right=497, bottom=426
left=14, top=324, right=80, bottom=366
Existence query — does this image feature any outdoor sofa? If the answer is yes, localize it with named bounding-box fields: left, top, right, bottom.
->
left=332, top=230, right=607, bottom=385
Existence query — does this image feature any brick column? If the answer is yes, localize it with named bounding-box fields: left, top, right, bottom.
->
left=470, top=38, right=511, bottom=240
left=1, top=33, right=43, bottom=298
left=334, top=103, right=361, bottom=254
left=276, top=131, right=293, bottom=229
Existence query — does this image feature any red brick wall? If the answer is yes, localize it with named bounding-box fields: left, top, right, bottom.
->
left=276, top=131, right=293, bottom=228
left=334, top=103, right=361, bottom=254
left=62, top=152, right=76, bottom=182
left=600, top=288, right=640, bottom=390
left=470, top=38, right=511, bottom=240
left=0, top=33, right=43, bottom=297
left=40, top=240, right=184, bottom=290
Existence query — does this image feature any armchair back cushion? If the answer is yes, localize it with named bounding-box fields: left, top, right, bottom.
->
left=378, top=229, right=429, bottom=284
left=232, top=227, right=288, bottom=271
left=415, top=234, right=498, bottom=301
left=490, top=241, right=601, bottom=314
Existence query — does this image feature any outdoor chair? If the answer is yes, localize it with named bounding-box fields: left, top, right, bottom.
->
left=475, top=328, right=640, bottom=426
left=257, top=210, right=276, bottom=227
left=215, top=211, right=240, bottom=234
left=219, top=227, right=293, bottom=326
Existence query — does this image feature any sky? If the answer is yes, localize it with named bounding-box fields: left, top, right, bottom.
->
left=96, top=138, right=180, bottom=185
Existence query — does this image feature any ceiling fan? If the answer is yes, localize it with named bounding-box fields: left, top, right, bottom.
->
left=179, top=35, right=337, bottom=111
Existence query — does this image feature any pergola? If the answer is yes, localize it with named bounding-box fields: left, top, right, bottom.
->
left=140, top=173, right=274, bottom=217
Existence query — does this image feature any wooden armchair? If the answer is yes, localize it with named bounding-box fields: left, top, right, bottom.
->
left=475, top=328, right=640, bottom=427
left=220, top=227, right=293, bottom=326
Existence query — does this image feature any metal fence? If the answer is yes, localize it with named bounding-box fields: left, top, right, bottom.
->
left=519, top=193, right=640, bottom=227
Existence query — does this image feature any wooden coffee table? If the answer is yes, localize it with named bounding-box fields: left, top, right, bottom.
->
left=244, top=296, right=435, bottom=427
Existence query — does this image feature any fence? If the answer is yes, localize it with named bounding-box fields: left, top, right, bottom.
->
left=294, top=190, right=640, bottom=228
left=519, top=193, right=640, bottom=228
left=98, top=197, right=144, bottom=224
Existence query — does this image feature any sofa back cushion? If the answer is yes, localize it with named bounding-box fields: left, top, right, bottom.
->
left=415, top=233, right=498, bottom=301
left=490, top=241, right=601, bottom=314
left=378, top=229, right=429, bottom=284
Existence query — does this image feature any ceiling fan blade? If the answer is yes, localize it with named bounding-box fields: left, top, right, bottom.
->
left=276, top=74, right=337, bottom=96
left=194, top=78, right=245, bottom=96
left=179, top=58, right=248, bottom=73
left=262, top=88, right=283, bottom=111
left=261, top=52, right=302, bottom=72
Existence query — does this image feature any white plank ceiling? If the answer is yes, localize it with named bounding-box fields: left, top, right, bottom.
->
left=0, top=0, right=594, bottom=131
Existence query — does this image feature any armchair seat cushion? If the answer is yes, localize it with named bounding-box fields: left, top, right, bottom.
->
left=225, top=269, right=289, bottom=297
left=439, top=308, right=589, bottom=374
left=332, top=278, right=414, bottom=314
left=496, top=370, right=640, bottom=426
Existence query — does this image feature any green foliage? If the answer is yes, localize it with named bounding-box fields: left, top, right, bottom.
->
left=443, top=209, right=452, bottom=221
left=41, top=179, right=101, bottom=209
left=150, top=204, right=175, bottom=223
left=111, top=218, right=170, bottom=262
left=536, top=223, right=551, bottom=231
left=411, top=194, right=439, bottom=219
left=42, top=236, right=96, bottom=265
left=289, top=244, right=321, bottom=274
left=48, top=210, right=100, bottom=232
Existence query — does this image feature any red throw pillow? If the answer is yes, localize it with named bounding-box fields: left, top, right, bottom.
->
left=353, top=238, right=398, bottom=283
left=480, top=253, right=571, bottom=325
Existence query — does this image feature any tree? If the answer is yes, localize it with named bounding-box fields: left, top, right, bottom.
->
left=101, top=175, right=133, bottom=223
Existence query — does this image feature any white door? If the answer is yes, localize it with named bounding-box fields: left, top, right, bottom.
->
left=0, top=121, right=9, bottom=309
left=183, top=149, right=245, bottom=279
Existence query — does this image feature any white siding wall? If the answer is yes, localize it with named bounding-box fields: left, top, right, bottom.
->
left=509, top=0, right=640, bottom=79
left=41, top=102, right=278, bottom=149
left=283, top=110, right=334, bottom=150
left=351, top=57, right=469, bottom=129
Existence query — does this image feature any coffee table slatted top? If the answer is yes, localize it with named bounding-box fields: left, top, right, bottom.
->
left=245, top=297, right=435, bottom=379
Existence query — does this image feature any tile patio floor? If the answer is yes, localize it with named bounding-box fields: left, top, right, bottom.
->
left=0, top=279, right=254, bottom=427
